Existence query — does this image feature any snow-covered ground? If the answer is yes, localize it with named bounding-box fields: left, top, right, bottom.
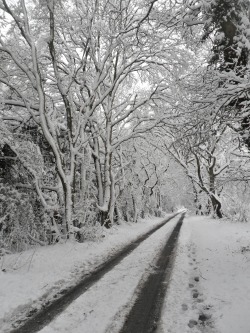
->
left=159, top=216, right=250, bottom=333
left=0, top=215, right=173, bottom=332
left=1, top=214, right=250, bottom=333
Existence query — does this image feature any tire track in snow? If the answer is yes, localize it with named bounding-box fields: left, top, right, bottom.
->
left=10, top=212, right=180, bottom=333
left=120, top=213, right=185, bottom=333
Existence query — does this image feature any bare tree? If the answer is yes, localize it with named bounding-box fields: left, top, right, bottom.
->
left=0, top=0, right=185, bottom=234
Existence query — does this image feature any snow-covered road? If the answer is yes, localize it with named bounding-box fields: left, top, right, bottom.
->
left=38, top=215, right=180, bottom=333
left=2, top=214, right=250, bottom=333
left=0, top=216, right=174, bottom=332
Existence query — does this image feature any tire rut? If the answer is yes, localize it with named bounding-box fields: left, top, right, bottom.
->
left=10, top=213, right=180, bottom=333
left=120, top=213, right=185, bottom=333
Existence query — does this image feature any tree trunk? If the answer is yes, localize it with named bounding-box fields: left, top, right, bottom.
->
left=209, top=168, right=223, bottom=218
left=61, top=181, right=74, bottom=239
left=132, top=195, right=138, bottom=223
left=211, top=195, right=223, bottom=218
left=100, top=210, right=112, bottom=228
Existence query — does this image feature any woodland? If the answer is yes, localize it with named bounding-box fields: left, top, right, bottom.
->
left=0, top=0, right=250, bottom=252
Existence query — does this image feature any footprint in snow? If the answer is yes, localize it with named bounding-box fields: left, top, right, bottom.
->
left=188, top=319, right=198, bottom=328
left=182, top=303, right=188, bottom=311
